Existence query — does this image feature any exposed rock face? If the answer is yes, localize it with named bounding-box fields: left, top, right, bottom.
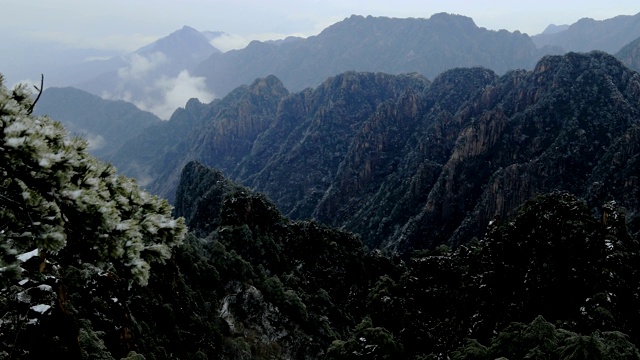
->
left=395, top=52, right=640, bottom=251
left=121, top=51, right=640, bottom=255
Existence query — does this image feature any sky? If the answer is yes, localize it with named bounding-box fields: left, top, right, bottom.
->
left=2, top=0, right=639, bottom=54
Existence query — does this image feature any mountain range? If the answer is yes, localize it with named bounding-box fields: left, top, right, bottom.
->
left=8, top=10, right=640, bottom=360
left=34, top=11, right=640, bottom=120
left=87, top=51, right=639, bottom=257
left=532, top=12, right=640, bottom=53
left=62, top=11, right=640, bottom=105
left=30, top=12, right=640, bottom=255
left=193, top=13, right=557, bottom=96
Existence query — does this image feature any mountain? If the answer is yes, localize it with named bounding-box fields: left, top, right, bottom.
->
left=71, top=26, right=220, bottom=119
left=114, top=51, right=640, bottom=256
left=5, top=72, right=640, bottom=358
left=616, top=36, right=640, bottom=72
left=540, top=23, right=569, bottom=35
left=32, top=86, right=161, bottom=159
left=108, top=75, right=291, bottom=188
left=193, top=13, right=555, bottom=97
left=532, top=12, right=640, bottom=53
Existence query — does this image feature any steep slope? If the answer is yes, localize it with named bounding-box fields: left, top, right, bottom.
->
left=616, top=36, right=640, bottom=72
left=167, top=163, right=640, bottom=358
left=169, top=161, right=377, bottom=359
left=143, top=72, right=427, bottom=204
left=194, top=13, right=551, bottom=96
left=124, top=75, right=290, bottom=197
left=394, top=51, right=640, bottom=252
left=238, top=72, right=431, bottom=218
left=313, top=67, right=498, bottom=247
left=33, top=86, right=161, bottom=159
left=108, top=95, right=219, bottom=185
left=532, top=12, right=640, bottom=53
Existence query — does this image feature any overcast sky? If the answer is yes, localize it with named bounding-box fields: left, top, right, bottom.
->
left=2, top=0, right=639, bottom=53
left=1, top=0, right=638, bottom=88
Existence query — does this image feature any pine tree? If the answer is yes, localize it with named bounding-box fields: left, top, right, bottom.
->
left=0, top=74, right=186, bottom=358
left=0, top=74, right=186, bottom=285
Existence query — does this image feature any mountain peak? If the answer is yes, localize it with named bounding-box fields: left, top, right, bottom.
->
left=248, top=75, right=289, bottom=97
left=541, top=23, right=569, bottom=35
left=429, top=12, right=478, bottom=29
left=179, top=25, right=199, bottom=32
left=137, top=25, right=217, bottom=56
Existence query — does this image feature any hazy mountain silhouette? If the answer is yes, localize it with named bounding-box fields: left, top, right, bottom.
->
left=33, top=86, right=161, bottom=160
left=540, top=23, right=569, bottom=35
left=532, top=12, right=640, bottom=53
left=616, top=36, right=640, bottom=72
left=193, top=13, right=556, bottom=97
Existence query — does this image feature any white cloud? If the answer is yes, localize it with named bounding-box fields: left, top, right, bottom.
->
left=11, top=78, right=40, bottom=91
left=210, top=32, right=308, bottom=52
left=104, top=54, right=216, bottom=120
left=136, top=70, right=215, bottom=120
left=118, top=52, right=168, bottom=80
left=210, top=33, right=253, bottom=52
left=85, top=133, right=106, bottom=151
left=83, top=56, right=114, bottom=62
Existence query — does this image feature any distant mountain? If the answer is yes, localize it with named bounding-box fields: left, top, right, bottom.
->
left=616, top=36, right=640, bottom=72
left=72, top=26, right=221, bottom=119
left=33, top=87, right=161, bottom=159
left=193, top=13, right=555, bottom=96
left=113, top=51, right=640, bottom=256
left=540, top=23, right=569, bottom=35
left=532, top=12, right=640, bottom=53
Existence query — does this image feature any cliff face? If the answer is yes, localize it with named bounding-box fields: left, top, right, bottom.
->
left=133, top=75, right=290, bottom=200
left=239, top=72, right=431, bottom=219
left=120, top=51, right=640, bottom=254
left=396, top=52, right=640, bottom=251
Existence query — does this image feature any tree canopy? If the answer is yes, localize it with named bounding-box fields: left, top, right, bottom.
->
left=0, top=75, right=186, bottom=358
left=0, top=74, right=186, bottom=286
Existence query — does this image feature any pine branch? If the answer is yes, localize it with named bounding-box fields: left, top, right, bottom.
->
left=27, top=74, right=44, bottom=115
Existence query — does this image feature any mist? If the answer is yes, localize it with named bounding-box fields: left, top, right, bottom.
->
left=102, top=52, right=215, bottom=119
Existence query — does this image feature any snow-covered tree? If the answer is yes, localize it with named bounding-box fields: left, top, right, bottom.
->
left=0, top=74, right=186, bottom=286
